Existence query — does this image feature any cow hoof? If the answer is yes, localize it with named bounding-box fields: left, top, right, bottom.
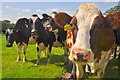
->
left=17, top=59, right=21, bottom=62
left=35, top=64, right=38, bottom=66
left=62, top=72, right=72, bottom=79
left=23, top=59, right=27, bottom=62
left=35, top=64, right=39, bottom=66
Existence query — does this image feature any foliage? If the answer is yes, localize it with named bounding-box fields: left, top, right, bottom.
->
left=0, top=20, right=15, bottom=33
left=104, top=5, right=120, bottom=14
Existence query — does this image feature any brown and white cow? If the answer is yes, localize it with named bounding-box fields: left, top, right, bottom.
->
left=106, top=11, right=120, bottom=59
left=54, top=4, right=116, bottom=79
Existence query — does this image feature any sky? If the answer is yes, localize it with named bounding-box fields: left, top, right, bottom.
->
left=1, top=2, right=119, bottom=23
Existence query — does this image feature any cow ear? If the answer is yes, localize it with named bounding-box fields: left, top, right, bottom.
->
left=54, top=12, right=72, bottom=28
left=2, top=30, right=6, bottom=34
left=42, top=14, right=50, bottom=18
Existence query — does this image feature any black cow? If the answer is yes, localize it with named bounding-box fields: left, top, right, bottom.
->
left=29, top=14, right=57, bottom=65
left=2, top=18, right=30, bottom=62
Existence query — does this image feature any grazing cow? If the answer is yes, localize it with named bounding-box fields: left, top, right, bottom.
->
left=54, top=4, right=116, bottom=79
left=2, top=18, right=31, bottom=62
left=106, top=11, right=120, bottom=59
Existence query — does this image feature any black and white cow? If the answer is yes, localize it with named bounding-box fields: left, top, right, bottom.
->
left=42, top=13, right=72, bottom=64
left=29, top=14, right=69, bottom=65
left=2, top=18, right=31, bottom=62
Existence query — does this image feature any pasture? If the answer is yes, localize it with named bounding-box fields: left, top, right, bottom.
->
left=1, top=35, right=119, bottom=79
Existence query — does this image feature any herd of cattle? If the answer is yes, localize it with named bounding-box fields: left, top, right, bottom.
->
left=2, top=3, right=120, bottom=79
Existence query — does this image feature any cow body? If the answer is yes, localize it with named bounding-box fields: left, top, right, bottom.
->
left=69, top=4, right=115, bottom=79
left=3, top=18, right=31, bottom=62
left=54, top=4, right=116, bottom=79
left=106, top=11, right=120, bottom=59
left=42, top=13, right=78, bottom=64
left=29, top=14, right=70, bottom=65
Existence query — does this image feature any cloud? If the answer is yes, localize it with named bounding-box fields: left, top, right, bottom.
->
left=1, top=6, right=74, bottom=23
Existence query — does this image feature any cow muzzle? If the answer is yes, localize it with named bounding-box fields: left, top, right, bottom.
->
left=46, top=25, right=53, bottom=31
left=69, top=48, right=92, bottom=63
left=75, top=53, right=87, bottom=62
left=6, top=43, right=13, bottom=47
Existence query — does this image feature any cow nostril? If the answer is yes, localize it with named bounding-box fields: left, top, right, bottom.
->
left=76, top=53, right=87, bottom=62
left=77, top=53, right=84, bottom=58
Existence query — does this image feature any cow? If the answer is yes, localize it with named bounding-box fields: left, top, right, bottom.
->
left=106, top=11, right=120, bottom=59
left=44, top=12, right=90, bottom=79
left=29, top=14, right=70, bottom=66
left=2, top=18, right=31, bottom=62
left=41, top=13, right=70, bottom=64
left=54, top=4, right=116, bottom=79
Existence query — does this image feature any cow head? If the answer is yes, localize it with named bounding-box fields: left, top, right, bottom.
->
left=41, top=13, right=53, bottom=31
left=29, top=14, right=42, bottom=37
left=3, top=28, right=14, bottom=47
left=3, top=18, right=29, bottom=47
left=41, top=13, right=60, bottom=33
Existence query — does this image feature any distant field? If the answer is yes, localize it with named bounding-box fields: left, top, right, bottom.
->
left=1, top=35, right=119, bottom=79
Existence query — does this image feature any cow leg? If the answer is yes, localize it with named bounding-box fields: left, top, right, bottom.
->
left=35, top=46, right=41, bottom=66
left=118, top=47, right=120, bottom=59
left=63, top=46, right=69, bottom=65
left=47, top=44, right=52, bottom=63
left=82, top=65, right=89, bottom=79
left=96, top=50, right=112, bottom=78
left=75, top=62, right=83, bottom=80
left=113, top=46, right=117, bottom=58
left=43, top=48, right=47, bottom=57
left=35, top=43, right=46, bottom=66
left=71, top=62, right=77, bottom=80
left=16, top=43, right=22, bottom=62
left=23, top=43, right=28, bottom=62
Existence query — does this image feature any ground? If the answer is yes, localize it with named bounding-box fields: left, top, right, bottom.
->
left=1, top=35, right=119, bottom=79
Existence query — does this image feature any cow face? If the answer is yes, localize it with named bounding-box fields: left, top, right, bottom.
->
left=42, top=14, right=53, bottom=31
left=4, top=28, right=14, bottom=47
left=68, top=4, right=101, bottom=64
left=29, top=14, right=42, bottom=37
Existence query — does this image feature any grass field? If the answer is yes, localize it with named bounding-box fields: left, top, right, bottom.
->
left=1, top=35, right=119, bottom=79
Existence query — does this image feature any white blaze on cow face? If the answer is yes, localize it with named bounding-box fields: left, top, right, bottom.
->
left=7, top=29, right=13, bottom=34
left=69, top=4, right=100, bottom=63
left=31, top=16, right=38, bottom=32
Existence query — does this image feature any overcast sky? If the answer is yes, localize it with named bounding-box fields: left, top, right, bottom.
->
left=1, top=2, right=118, bottom=23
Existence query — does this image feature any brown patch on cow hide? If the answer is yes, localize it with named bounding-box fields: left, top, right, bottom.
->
left=90, top=12, right=116, bottom=62
left=106, top=11, right=120, bottom=30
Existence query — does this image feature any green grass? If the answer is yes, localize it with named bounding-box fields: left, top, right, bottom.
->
left=1, top=35, right=119, bottom=79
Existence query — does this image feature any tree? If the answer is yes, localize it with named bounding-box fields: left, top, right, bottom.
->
left=0, top=20, right=15, bottom=33
left=104, top=2, right=120, bottom=15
